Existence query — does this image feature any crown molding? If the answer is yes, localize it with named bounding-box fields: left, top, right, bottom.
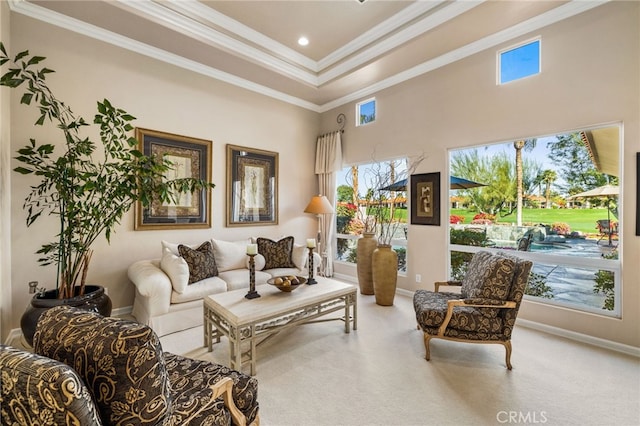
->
left=9, top=0, right=608, bottom=113
left=318, top=0, right=609, bottom=112
left=8, top=0, right=322, bottom=112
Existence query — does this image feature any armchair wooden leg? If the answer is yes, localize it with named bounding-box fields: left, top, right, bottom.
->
left=423, top=333, right=432, bottom=361
left=503, top=340, right=513, bottom=370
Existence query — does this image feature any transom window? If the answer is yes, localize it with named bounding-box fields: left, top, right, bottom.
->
left=498, top=38, right=541, bottom=84
left=356, top=98, right=376, bottom=126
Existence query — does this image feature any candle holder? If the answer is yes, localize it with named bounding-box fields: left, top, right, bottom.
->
left=307, top=246, right=317, bottom=285
left=245, top=254, right=261, bottom=299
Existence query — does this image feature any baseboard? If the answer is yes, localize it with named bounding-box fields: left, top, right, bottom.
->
left=516, top=318, right=640, bottom=358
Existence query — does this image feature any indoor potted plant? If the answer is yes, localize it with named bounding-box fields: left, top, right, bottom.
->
left=1, top=43, right=214, bottom=345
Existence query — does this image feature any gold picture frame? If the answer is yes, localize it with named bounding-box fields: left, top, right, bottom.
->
left=226, top=144, right=278, bottom=226
left=135, top=128, right=212, bottom=230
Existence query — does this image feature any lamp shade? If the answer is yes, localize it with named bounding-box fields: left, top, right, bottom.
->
left=304, top=195, right=334, bottom=214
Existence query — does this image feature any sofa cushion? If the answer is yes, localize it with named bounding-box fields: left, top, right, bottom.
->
left=179, top=241, right=219, bottom=284
left=160, top=247, right=189, bottom=293
left=170, top=276, right=228, bottom=304
left=218, top=269, right=271, bottom=291
left=257, top=236, right=296, bottom=269
left=161, top=239, right=199, bottom=256
left=211, top=238, right=251, bottom=272
left=461, top=251, right=515, bottom=301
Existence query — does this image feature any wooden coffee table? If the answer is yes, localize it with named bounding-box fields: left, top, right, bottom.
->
left=203, top=277, right=357, bottom=375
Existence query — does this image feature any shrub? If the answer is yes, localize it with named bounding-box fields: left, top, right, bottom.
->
left=551, top=222, right=571, bottom=235
left=471, top=212, right=495, bottom=225
left=593, top=251, right=618, bottom=311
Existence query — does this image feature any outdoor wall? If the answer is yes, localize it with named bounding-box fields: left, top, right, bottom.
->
left=4, top=13, right=320, bottom=337
left=323, top=2, right=640, bottom=348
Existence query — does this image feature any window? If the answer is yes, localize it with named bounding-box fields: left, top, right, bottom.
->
left=498, top=38, right=540, bottom=84
left=448, top=125, right=621, bottom=317
left=356, top=98, right=376, bottom=126
left=334, top=160, right=408, bottom=273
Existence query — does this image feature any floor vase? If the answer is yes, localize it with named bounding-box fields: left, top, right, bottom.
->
left=356, top=232, right=377, bottom=295
left=372, top=244, right=398, bottom=306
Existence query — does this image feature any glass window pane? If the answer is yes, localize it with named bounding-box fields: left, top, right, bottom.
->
left=499, top=39, right=540, bottom=84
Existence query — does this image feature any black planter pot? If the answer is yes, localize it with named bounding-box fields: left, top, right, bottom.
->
left=20, top=285, right=112, bottom=347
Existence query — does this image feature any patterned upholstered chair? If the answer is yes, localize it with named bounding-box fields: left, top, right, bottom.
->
left=33, top=305, right=259, bottom=425
left=0, top=344, right=103, bottom=425
left=413, top=251, right=532, bottom=370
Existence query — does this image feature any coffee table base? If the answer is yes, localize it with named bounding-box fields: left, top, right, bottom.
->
left=204, top=285, right=357, bottom=375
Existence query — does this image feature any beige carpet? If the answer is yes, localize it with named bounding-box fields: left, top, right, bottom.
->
left=162, top=290, right=640, bottom=426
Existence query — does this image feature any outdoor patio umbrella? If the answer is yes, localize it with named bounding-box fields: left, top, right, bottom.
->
left=378, top=176, right=486, bottom=191
left=568, top=184, right=619, bottom=246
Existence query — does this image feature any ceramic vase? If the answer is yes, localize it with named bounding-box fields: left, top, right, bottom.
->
left=372, top=244, right=398, bottom=306
left=20, top=285, right=112, bottom=347
left=356, top=232, right=377, bottom=295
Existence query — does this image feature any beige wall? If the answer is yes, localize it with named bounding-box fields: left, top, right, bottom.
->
left=323, top=2, right=640, bottom=347
left=4, top=14, right=320, bottom=337
left=1, top=1, right=12, bottom=339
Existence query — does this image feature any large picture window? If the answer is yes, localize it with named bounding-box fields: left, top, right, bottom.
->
left=448, top=125, right=621, bottom=316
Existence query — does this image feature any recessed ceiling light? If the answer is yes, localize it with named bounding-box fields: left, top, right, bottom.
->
left=298, top=37, right=309, bottom=46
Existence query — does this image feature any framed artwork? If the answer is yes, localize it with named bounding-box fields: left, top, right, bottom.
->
left=410, top=172, right=441, bottom=226
left=226, top=144, right=278, bottom=226
left=134, top=128, right=212, bottom=230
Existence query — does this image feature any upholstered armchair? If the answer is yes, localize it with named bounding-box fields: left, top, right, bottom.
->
left=32, top=305, right=259, bottom=425
left=1, top=344, right=104, bottom=425
left=413, top=251, right=532, bottom=370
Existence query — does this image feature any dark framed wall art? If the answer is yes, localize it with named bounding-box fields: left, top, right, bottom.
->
left=410, top=172, right=441, bottom=226
left=226, top=144, right=278, bottom=226
left=134, top=128, right=212, bottom=230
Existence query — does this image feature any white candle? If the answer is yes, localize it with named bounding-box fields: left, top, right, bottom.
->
left=246, top=244, right=258, bottom=255
left=306, top=238, right=316, bottom=248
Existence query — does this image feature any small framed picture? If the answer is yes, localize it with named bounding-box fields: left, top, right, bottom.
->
left=226, top=144, right=278, bottom=226
left=135, top=128, right=212, bottom=230
left=411, top=172, right=441, bottom=226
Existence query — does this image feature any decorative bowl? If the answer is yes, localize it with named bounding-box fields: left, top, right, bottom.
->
left=267, top=275, right=307, bottom=292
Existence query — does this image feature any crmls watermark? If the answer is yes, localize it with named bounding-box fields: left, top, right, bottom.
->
left=496, top=411, right=548, bottom=424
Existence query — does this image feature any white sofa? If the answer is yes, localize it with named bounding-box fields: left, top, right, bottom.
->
left=128, top=237, right=320, bottom=337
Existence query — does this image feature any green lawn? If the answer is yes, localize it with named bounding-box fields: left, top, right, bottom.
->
left=450, top=208, right=613, bottom=234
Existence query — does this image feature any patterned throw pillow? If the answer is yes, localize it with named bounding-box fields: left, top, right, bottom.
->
left=178, top=241, right=218, bottom=284
left=256, top=236, right=296, bottom=270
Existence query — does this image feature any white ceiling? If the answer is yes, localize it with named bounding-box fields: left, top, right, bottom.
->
left=11, top=0, right=607, bottom=112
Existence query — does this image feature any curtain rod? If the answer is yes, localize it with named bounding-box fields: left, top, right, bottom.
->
left=319, top=113, right=346, bottom=138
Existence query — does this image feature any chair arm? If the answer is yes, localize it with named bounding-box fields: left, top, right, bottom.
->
left=127, top=259, right=172, bottom=317
left=462, top=298, right=517, bottom=308
left=210, top=377, right=247, bottom=426
left=434, top=281, right=462, bottom=293
left=437, top=299, right=517, bottom=336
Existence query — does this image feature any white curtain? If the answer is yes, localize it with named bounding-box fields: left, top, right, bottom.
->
left=315, top=131, right=342, bottom=277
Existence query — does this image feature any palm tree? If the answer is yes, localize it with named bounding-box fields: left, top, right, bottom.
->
left=513, top=139, right=537, bottom=225
left=540, top=169, right=557, bottom=209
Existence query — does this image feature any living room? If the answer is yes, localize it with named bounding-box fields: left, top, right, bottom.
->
left=1, top=1, right=639, bottom=424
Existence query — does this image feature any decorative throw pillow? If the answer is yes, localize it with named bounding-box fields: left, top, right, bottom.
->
left=256, top=236, right=296, bottom=270
left=161, top=240, right=197, bottom=256
left=178, top=241, right=218, bottom=284
left=160, top=247, right=190, bottom=293
left=211, top=238, right=251, bottom=272
left=461, top=251, right=515, bottom=301
left=291, top=244, right=307, bottom=270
